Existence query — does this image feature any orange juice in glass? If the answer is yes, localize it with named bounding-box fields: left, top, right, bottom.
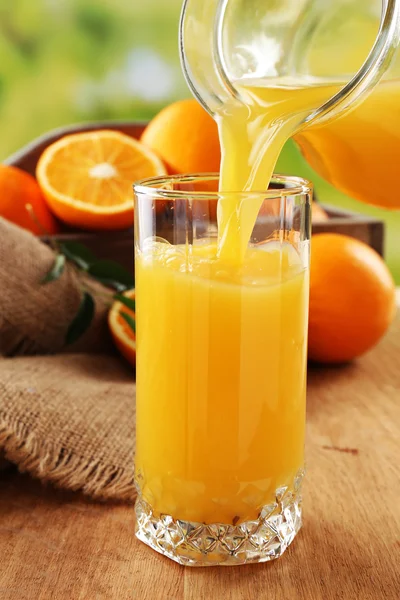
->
left=134, top=174, right=311, bottom=566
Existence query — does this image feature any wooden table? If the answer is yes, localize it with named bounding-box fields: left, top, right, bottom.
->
left=1, top=317, right=400, bottom=600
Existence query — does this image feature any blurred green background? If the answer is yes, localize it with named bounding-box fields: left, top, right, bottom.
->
left=0, top=0, right=399, bottom=281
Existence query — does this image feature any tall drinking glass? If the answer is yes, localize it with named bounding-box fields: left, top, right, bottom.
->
left=134, top=174, right=312, bottom=567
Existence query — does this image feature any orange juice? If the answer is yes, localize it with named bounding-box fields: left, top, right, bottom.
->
left=135, top=240, right=308, bottom=524
left=135, top=77, right=339, bottom=535
left=218, top=77, right=400, bottom=214
left=296, top=79, right=400, bottom=210
left=135, top=79, right=332, bottom=530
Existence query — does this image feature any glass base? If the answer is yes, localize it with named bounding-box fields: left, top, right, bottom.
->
left=135, top=472, right=304, bottom=567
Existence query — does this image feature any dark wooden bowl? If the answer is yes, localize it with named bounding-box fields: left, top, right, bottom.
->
left=4, top=121, right=384, bottom=265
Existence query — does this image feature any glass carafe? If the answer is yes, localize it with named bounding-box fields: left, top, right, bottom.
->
left=180, top=0, right=400, bottom=209
left=294, top=2, right=400, bottom=210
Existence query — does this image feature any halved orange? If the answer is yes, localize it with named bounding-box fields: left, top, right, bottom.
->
left=108, top=289, right=136, bottom=366
left=36, top=130, right=167, bottom=230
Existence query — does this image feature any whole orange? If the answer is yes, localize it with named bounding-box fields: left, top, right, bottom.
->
left=309, top=233, right=396, bottom=364
left=141, top=99, right=221, bottom=174
left=0, top=164, right=59, bottom=235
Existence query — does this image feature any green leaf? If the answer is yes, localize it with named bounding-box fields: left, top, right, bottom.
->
left=65, top=292, right=95, bottom=346
left=60, top=241, right=97, bottom=270
left=88, top=260, right=134, bottom=292
left=41, top=254, right=66, bottom=284
left=120, top=311, right=136, bottom=335
left=114, top=293, right=135, bottom=312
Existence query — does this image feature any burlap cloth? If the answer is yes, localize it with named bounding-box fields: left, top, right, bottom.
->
left=0, top=219, right=136, bottom=501
left=0, top=219, right=114, bottom=357
left=0, top=355, right=135, bottom=500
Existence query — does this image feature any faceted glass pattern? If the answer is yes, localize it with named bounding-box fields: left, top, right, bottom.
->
left=135, top=470, right=304, bottom=567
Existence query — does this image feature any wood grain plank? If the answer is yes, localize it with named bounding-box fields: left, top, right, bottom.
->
left=0, top=474, right=184, bottom=600
left=0, top=316, right=399, bottom=599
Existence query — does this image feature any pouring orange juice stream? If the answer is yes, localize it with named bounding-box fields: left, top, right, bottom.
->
left=216, top=78, right=342, bottom=262
left=135, top=77, right=344, bottom=525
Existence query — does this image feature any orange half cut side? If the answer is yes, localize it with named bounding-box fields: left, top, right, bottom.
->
left=36, top=130, right=167, bottom=230
left=108, top=289, right=136, bottom=366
